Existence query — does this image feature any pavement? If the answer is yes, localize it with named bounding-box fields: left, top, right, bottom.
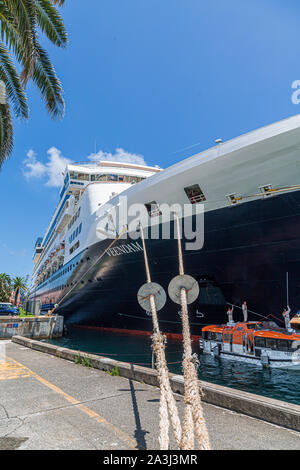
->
left=0, top=340, right=299, bottom=450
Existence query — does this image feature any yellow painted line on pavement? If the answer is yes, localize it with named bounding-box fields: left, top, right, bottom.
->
left=0, top=358, right=31, bottom=381
left=6, top=356, right=139, bottom=449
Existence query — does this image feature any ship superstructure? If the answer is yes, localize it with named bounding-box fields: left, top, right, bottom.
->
left=32, top=161, right=160, bottom=301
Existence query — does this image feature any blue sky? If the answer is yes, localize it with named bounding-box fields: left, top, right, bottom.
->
left=1, top=0, right=300, bottom=278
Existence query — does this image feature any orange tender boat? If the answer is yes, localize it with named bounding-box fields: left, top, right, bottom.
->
left=200, top=320, right=300, bottom=368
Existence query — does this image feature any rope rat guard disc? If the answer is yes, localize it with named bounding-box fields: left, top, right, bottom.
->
left=137, top=282, right=167, bottom=312
left=168, top=274, right=199, bottom=305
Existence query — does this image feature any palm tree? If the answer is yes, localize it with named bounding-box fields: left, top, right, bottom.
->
left=0, top=272, right=12, bottom=302
left=13, top=276, right=28, bottom=306
left=0, top=0, right=68, bottom=167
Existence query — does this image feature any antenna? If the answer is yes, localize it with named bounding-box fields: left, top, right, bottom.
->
left=286, top=272, right=289, bottom=307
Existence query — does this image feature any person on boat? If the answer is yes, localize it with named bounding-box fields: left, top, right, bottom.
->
left=283, top=306, right=292, bottom=331
left=242, top=301, right=248, bottom=322
left=227, top=306, right=234, bottom=324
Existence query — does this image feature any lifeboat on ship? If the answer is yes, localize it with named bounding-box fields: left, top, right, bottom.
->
left=199, top=305, right=300, bottom=369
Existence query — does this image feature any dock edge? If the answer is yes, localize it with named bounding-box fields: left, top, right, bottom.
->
left=11, top=335, right=300, bottom=433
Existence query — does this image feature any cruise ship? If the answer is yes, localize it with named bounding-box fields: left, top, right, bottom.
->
left=29, top=115, right=300, bottom=338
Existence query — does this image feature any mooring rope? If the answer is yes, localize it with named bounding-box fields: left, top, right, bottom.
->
left=175, top=214, right=211, bottom=451
left=140, top=223, right=182, bottom=450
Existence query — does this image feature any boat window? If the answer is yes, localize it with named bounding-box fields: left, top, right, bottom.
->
left=289, top=340, right=300, bottom=351
left=184, top=184, right=206, bottom=204
left=265, top=338, right=277, bottom=350
left=215, top=333, right=222, bottom=342
left=254, top=337, right=265, bottom=348
left=276, top=340, right=289, bottom=351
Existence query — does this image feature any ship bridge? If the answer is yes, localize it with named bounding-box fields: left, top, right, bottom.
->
left=59, top=160, right=161, bottom=201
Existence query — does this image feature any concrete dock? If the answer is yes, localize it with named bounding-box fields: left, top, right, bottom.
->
left=0, top=340, right=300, bottom=450
left=0, top=315, right=64, bottom=340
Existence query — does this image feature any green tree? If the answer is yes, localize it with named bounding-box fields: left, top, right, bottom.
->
left=0, top=272, right=12, bottom=302
left=0, top=0, right=67, bottom=167
left=13, top=276, right=28, bottom=306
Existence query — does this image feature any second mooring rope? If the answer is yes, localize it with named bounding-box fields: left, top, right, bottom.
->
left=175, top=214, right=211, bottom=450
left=140, top=224, right=182, bottom=449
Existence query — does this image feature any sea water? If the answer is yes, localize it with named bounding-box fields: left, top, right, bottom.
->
left=47, top=327, right=300, bottom=406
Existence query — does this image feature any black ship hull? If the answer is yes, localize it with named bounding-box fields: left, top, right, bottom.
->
left=30, top=190, right=300, bottom=337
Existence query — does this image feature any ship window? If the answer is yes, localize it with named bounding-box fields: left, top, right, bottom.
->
left=215, top=333, right=222, bottom=342
left=184, top=184, right=206, bottom=204
left=69, top=171, right=89, bottom=181
left=97, top=174, right=107, bottom=181
left=78, top=173, right=89, bottom=181
left=108, top=174, right=118, bottom=181
left=69, top=240, right=80, bottom=255
left=145, top=201, right=161, bottom=217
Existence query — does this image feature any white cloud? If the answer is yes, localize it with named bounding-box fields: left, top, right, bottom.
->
left=88, top=147, right=147, bottom=166
left=23, top=147, right=71, bottom=188
left=44, top=147, right=72, bottom=187
left=23, top=146, right=147, bottom=188
left=23, top=149, right=47, bottom=180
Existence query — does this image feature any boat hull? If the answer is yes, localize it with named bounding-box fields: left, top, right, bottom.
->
left=29, top=189, right=300, bottom=336
left=202, top=351, right=300, bottom=369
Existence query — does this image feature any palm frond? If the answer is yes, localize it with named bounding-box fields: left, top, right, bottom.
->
left=35, top=0, right=67, bottom=47
left=3, top=0, right=37, bottom=83
left=32, top=41, right=65, bottom=118
left=0, top=3, right=21, bottom=54
left=51, top=0, right=65, bottom=6
left=0, top=102, right=13, bottom=167
left=0, top=0, right=67, bottom=168
left=0, top=42, right=28, bottom=118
